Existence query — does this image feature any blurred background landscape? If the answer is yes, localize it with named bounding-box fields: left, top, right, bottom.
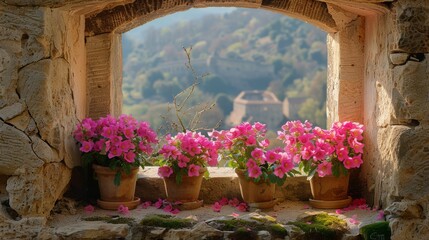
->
left=122, top=7, right=327, bottom=138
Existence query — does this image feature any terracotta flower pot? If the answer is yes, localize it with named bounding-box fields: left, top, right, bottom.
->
left=163, top=168, right=205, bottom=203
left=235, top=169, right=276, bottom=208
left=92, top=164, right=140, bottom=210
left=309, top=173, right=352, bottom=209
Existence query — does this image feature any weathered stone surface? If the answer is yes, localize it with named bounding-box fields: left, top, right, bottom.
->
left=390, top=52, right=409, bottom=66
left=55, top=222, right=129, bottom=239
left=163, top=222, right=223, bottom=240
left=7, top=163, right=71, bottom=216
left=0, top=120, right=43, bottom=175
left=0, top=217, right=46, bottom=239
left=0, top=6, right=50, bottom=67
left=390, top=218, right=429, bottom=240
left=391, top=56, right=429, bottom=123
left=6, top=111, right=31, bottom=131
left=0, top=101, right=26, bottom=121
left=30, top=135, right=61, bottom=163
left=385, top=200, right=424, bottom=219
left=18, top=58, right=78, bottom=160
left=394, top=2, right=429, bottom=53
left=0, top=48, right=19, bottom=109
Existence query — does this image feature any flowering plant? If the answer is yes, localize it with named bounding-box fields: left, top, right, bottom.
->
left=211, top=122, right=298, bottom=185
left=277, top=120, right=364, bottom=179
left=156, top=131, right=219, bottom=183
left=73, top=114, right=158, bottom=185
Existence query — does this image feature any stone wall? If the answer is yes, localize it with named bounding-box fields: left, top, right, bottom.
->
left=0, top=3, right=86, bottom=219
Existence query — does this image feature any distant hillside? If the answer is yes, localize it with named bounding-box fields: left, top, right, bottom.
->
left=122, top=8, right=328, bottom=132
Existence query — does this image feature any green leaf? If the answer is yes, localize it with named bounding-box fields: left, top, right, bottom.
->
left=114, top=171, right=121, bottom=186
left=175, top=171, right=183, bottom=185
left=268, top=174, right=278, bottom=184
left=203, top=169, right=210, bottom=179
left=307, top=166, right=317, bottom=180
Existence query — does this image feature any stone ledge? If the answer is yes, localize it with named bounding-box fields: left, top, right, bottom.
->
left=136, top=167, right=311, bottom=204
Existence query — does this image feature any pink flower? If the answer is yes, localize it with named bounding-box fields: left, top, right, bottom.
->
left=343, top=157, right=354, bottom=169
left=124, top=151, right=136, bottom=163
left=251, top=148, right=264, bottom=159
left=107, top=147, right=122, bottom=159
left=273, top=166, right=286, bottom=178
left=80, top=141, right=94, bottom=153
left=118, top=205, right=129, bottom=215
left=265, top=150, right=280, bottom=163
left=248, top=166, right=262, bottom=178
left=236, top=202, right=248, bottom=212
left=260, top=139, right=270, bottom=148
left=351, top=155, right=363, bottom=168
left=84, top=204, right=95, bottom=213
left=212, top=202, right=222, bottom=212
left=246, top=159, right=257, bottom=169
left=335, top=209, right=343, bottom=214
left=317, top=161, right=332, bottom=177
left=336, top=147, right=349, bottom=161
left=188, top=164, right=201, bottom=177
left=229, top=198, right=240, bottom=207
left=219, top=197, right=229, bottom=206
left=246, top=135, right=256, bottom=146
left=158, top=166, right=173, bottom=178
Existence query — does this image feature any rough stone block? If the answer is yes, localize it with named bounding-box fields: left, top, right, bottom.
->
left=378, top=126, right=429, bottom=203
left=0, top=120, right=43, bottom=175
left=391, top=56, right=429, bottom=123
left=390, top=218, right=429, bottom=240
left=55, top=222, right=129, bottom=239
left=7, top=163, right=71, bottom=216
left=0, top=48, right=19, bottom=109
left=0, top=101, right=26, bottom=121
left=18, top=58, right=78, bottom=160
left=6, top=111, right=31, bottom=131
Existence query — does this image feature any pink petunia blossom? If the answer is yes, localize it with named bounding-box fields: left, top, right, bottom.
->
left=251, top=148, right=264, bottom=159
left=248, top=166, right=262, bottom=178
left=212, top=202, right=222, bottom=212
left=317, top=161, right=332, bottom=177
left=123, top=151, right=136, bottom=163
left=188, top=164, right=201, bottom=177
left=158, top=166, right=173, bottom=178
left=80, top=141, right=94, bottom=153
left=118, top=205, right=129, bottom=215
left=273, top=166, right=286, bottom=178
left=84, top=204, right=95, bottom=213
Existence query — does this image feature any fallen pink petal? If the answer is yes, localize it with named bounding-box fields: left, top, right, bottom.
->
left=376, top=210, right=385, bottom=220
left=229, top=198, right=240, bottom=207
left=84, top=204, right=95, bottom=213
left=212, top=202, right=222, bottom=212
left=171, top=208, right=180, bottom=214
left=163, top=204, right=173, bottom=213
left=141, top=201, right=152, bottom=209
left=302, top=205, right=310, bottom=209
left=236, top=202, right=248, bottom=212
left=117, top=205, right=130, bottom=215
left=230, top=212, right=240, bottom=218
left=154, top=199, right=163, bottom=209
left=335, top=209, right=343, bottom=214
left=219, top=197, right=229, bottom=206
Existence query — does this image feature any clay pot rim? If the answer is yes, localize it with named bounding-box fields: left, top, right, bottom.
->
left=92, top=164, right=139, bottom=175
left=163, top=167, right=207, bottom=179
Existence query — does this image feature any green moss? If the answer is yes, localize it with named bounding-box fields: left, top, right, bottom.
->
left=140, top=214, right=194, bottom=229
left=212, top=218, right=288, bottom=239
left=83, top=216, right=135, bottom=225
left=83, top=216, right=112, bottom=222
left=288, top=213, right=347, bottom=240
left=359, top=221, right=391, bottom=240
